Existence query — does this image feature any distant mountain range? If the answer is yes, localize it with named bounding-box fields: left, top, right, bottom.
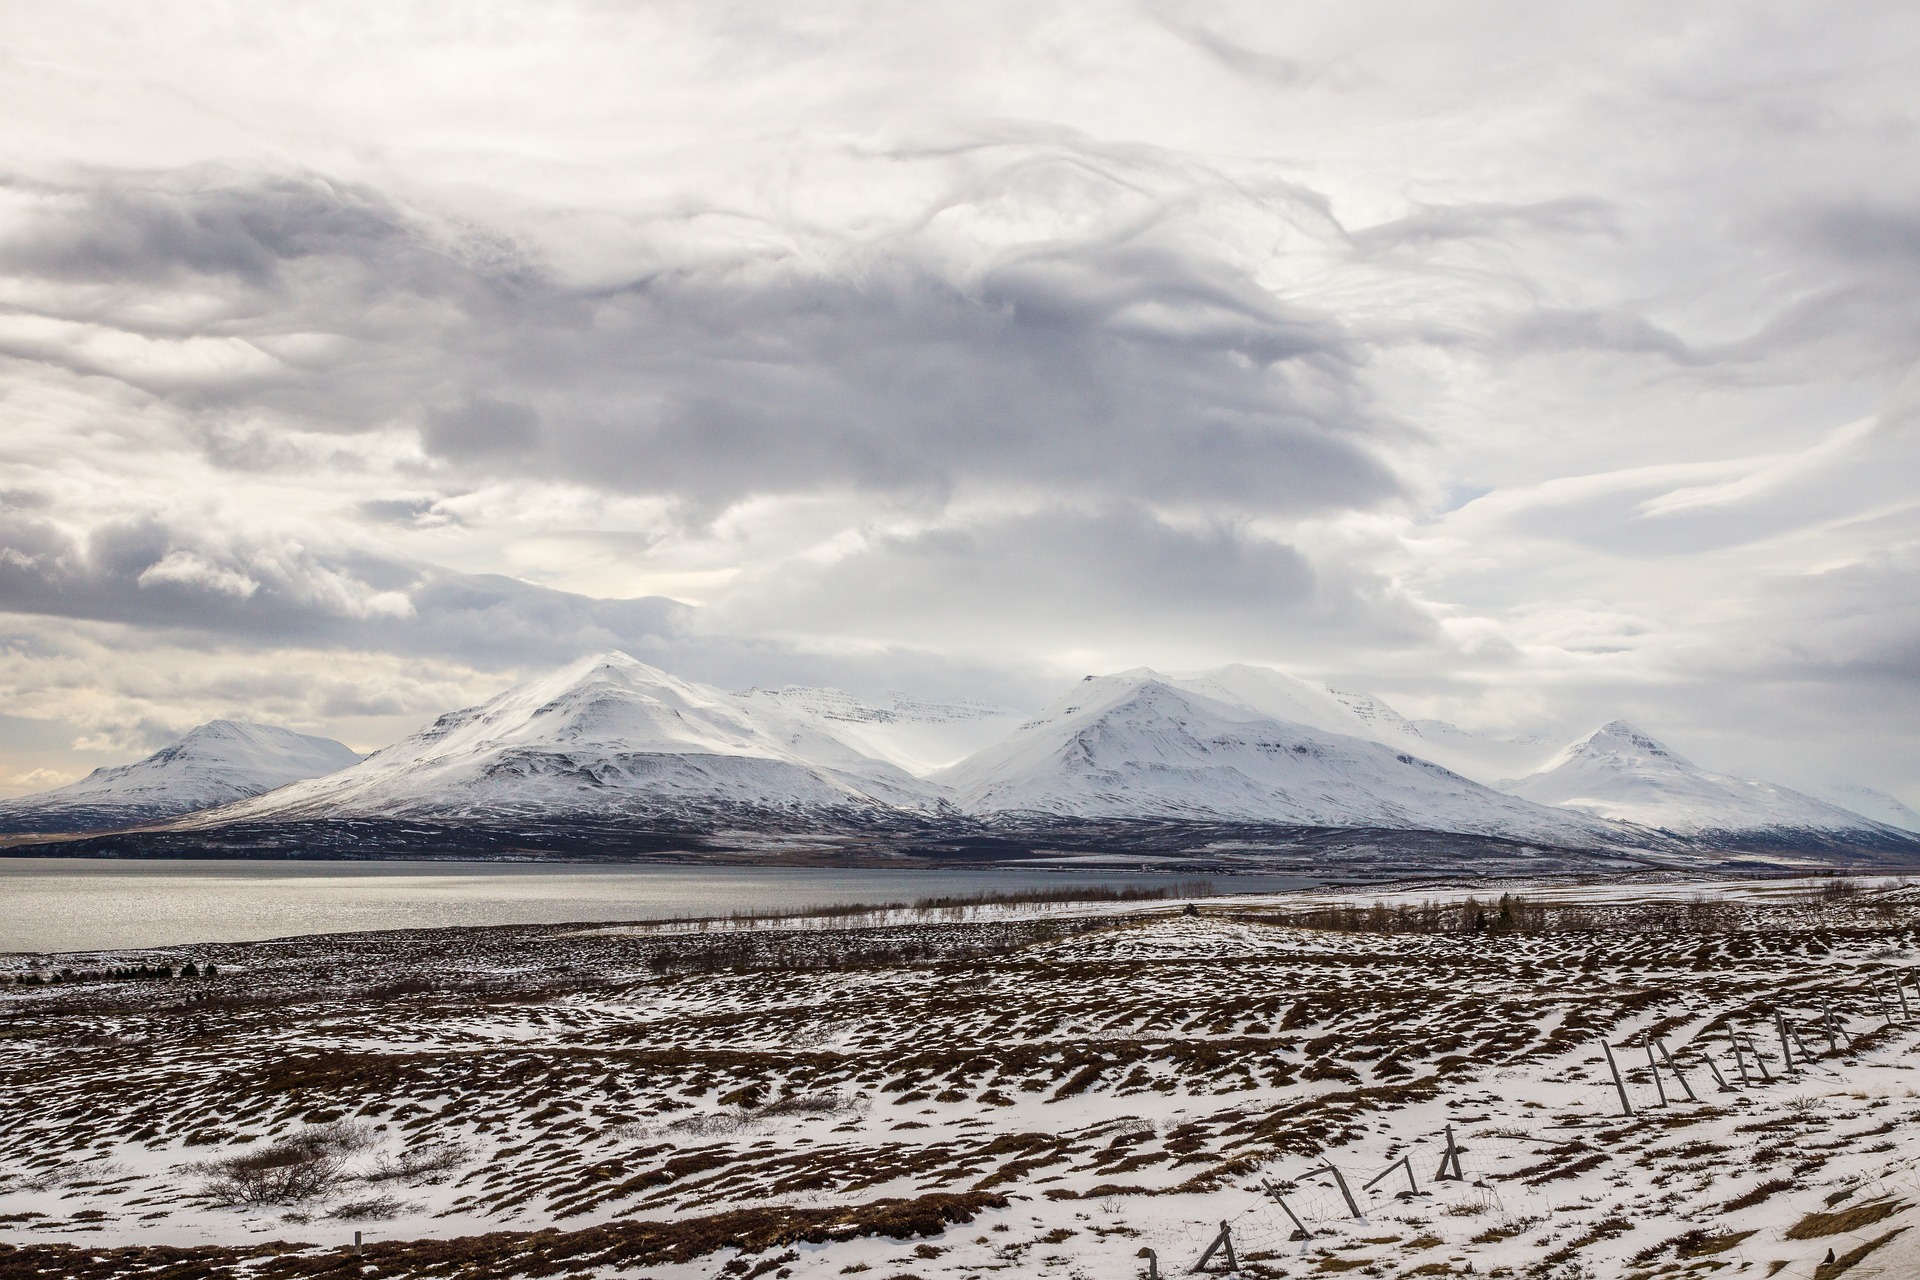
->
left=1497, top=720, right=1910, bottom=841
left=0, top=721, right=361, bottom=834
left=3, top=653, right=1913, bottom=868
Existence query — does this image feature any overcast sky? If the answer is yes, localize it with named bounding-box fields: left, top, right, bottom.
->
left=1, top=1, right=1916, bottom=802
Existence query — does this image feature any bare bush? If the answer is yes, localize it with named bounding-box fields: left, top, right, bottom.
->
left=330, top=1194, right=408, bottom=1220
left=361, top=1138, right=470, bottom=1185
left=193, top=1121, right=373, bottom=1206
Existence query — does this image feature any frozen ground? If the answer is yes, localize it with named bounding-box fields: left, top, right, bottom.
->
left=6, top=877, right=1920, bottom=1278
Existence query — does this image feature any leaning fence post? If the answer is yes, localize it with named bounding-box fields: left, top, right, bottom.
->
left=1262, top=1182, right=1313, bottom=1240
left=1655, top=1037, right=1698, bottom=1102
left=1777, top=1014, right=1795, bottom=1073
left=1644, top=1042, right=1670, bottom=1107
left=1363, top=1154, right=1419, bottom=1198
left=1821, top=1003, right=1839, bottom=1054
left=1602, top=1039, right=1634, bottom=1116
left=1729, top=1031, right=1751, bottom=1087
left=1303, top=1160, right=1365, bottom=1219
left=1434, top=1124, right=1466, bottom=1181
left=1190, top=1220, right=1237, bottom=1274
left=1742, top=1032, right=1774, bottom=1082
left=1897, top=976, right=1912, bottom=1019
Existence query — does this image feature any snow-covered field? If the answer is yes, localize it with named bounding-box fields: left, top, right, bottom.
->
left=7, top=878, right=1920, bottom=1278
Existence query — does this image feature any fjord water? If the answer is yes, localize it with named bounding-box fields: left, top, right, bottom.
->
left=0, top=858, right=1318, bottom=955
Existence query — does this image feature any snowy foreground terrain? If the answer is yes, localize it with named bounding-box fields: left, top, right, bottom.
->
left=9, top=879, right=1920, bottom=1278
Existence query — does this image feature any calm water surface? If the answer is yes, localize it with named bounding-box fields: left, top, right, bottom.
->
left=0, top=859, right=1319, bottom=954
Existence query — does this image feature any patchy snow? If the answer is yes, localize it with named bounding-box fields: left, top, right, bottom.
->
left=8, top=880, right=1920, bottom=1278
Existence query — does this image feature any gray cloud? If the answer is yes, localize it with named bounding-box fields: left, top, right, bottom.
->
left=0, top=507, right=689, bottom=664
left=0, top=166, right=1403, bottom=518
left=716, top=503, right=1437, bottom=658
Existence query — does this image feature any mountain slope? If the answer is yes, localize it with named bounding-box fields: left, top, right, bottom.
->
left=0, top=721, right=362, bottom=834
left=934, top=673, right=1625, bottom=844
left=731, top=686, right=1025, bottom=776
left=1500, top=721, right=1909, bottom=839
left=189, top=653, right=948, bottom=828
left=1160, top=665, right=1556, bottom=783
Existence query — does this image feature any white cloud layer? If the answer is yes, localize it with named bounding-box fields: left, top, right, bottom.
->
left=0, top=0, right=1916, bottom=802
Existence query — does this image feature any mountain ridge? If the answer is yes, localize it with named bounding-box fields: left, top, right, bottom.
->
left=0, top=720, right=362, bottom=834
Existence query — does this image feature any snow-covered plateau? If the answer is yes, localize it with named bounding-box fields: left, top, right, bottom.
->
left=9, top=876, right=1920, bottom=1278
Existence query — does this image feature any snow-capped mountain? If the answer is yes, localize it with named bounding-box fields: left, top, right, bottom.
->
left=188, top=653, right=948, bottom=827
left=1158, top=665, right=1557, bottom=784
left=1795, top=783, right=1920, bottom=834
left=933, top=672, right=1624, bottom=844
left=0, top=721, right=362, bottom=834
left=1500, top=721, right=1907, bottom=839
left=731, top=686, right=1025, bottom=776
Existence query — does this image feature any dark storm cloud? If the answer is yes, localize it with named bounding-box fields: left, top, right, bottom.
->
left=0, top=507, right=689, bottom=664
left=0, top=166, right=1403, bottom=516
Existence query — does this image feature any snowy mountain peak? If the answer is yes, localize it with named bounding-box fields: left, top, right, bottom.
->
left=191, top=651, right=950, bottom=827
left=1568, top=720, right=1694, bottom=767
left=1504, top=721, right=1897, bottom=837
left=0, top=721, right=362, bottom=834
left=934, top=670, right=1617, bottom=843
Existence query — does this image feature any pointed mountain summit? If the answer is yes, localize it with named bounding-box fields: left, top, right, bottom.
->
left=933, top=672, right=1622, bottom=844
left=0, top=721, right=362, bottom=834
left=1501, top=720, right=1905, bottom=838
left=193, top=652, right=947, bottom=828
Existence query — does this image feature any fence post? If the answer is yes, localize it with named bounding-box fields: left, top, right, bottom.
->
left=1190, top=1220, right=1237, bottom=1274
left=1776, top=1014, right=1795, bottom=1073
left=1364, top=1154, right=1419, bottom=1198
left=1304, top=1160, right=1365, bottom=1219
left=1602, top=1039, right=1634, bottom=1116
left=1655, top=1037, right=1698, bottom=1102
left=1742, top=1032, right=1774, bottom=1082
left=1143, top=1247, right=1160, bottom=1280
left=1644, top=1042, right=1669, bottom=1107
left=1262, top=1182, right=1313, bottom=1241
left=1434, top=1124, right=1466, bottom=1181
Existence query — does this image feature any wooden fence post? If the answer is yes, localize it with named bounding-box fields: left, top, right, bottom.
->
left=1655, top=1037, right=1698, bottom=1102
left=1262, top=1182, right=1313, bottom=1240
left=1644, top=1042, right=1669, bottom=1107
left=1729, top=1030, right=1751, bottom=1087
left=1363, top=1154, right=1420, bottom=1198
left=1602, top=1039, right=1634, bottom=1117
left=1741, top=1032, right=1774, bottom=1082
left=1190, top=1220, right=1237, bottom=1274
left=1434, top=1124, right=1466, bottom=1181
left=1304, top=1160, right=1364, bottom=1219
